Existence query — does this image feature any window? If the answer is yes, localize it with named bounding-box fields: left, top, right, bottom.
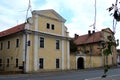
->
left=16, top=58, right=18, bottom=67
left=46, top=23, right=50, bottom=29
left=0, top=59, right=2, bottom=67
left=0, top=42, right=3, bottom=50
left=16, top=39, right=19, bottom=47
left=7, top=41, right=10, bottom=49
left=28, top=40, right=31, bottom=46
left=56, top=40, right=60, bottom=49
left=56, top=59, right=60, bottom=68
left=51, top=24, right=55, bottom=30
left=40, top=37, right=44, bottom=48
left=39, top=58, right=44, bottom=69
left=6, top=58, right=9, bottom=67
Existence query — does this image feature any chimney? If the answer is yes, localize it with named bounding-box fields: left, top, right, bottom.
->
left=74, top=34, right=79, bottom=39
left=88, top=30, right=91, bottom=35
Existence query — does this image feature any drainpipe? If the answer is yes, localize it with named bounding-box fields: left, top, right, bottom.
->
left=23, top=30, right=28, bottom=73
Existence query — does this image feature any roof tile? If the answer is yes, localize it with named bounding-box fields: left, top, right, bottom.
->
left=74, top=31, right=101, bottom=45
left=0, top=23, right=25, bottom=38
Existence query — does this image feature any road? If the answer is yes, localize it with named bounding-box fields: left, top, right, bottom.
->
left=0, top=68, right=120, bottom=80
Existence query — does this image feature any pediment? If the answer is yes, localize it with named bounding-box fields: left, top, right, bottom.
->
left=32, top=9, right=66, bottom=22
left=102, top=28, right=114, bottom=34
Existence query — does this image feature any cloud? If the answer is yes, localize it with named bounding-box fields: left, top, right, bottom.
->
left=0, top=0, right=120, bottom=43
left=0, top=0, right=30, bottom=30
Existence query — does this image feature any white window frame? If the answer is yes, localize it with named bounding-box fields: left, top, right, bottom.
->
left=40, top=37, right=45, bottom=48
left=56, top=39, right=60, bottom=50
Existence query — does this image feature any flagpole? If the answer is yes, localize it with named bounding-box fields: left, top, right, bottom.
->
left=94, top=0, right=96, bottom=30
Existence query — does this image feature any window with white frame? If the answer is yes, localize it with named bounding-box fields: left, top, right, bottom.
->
left=56, top=59, right=60, bottom=68
left=40, top=37, right=44, bottom=48
left=39, top=58, right=44, bottom=69
left=28, top=40, right=31, bottom=46
left=56, top=40, right=60, bottom=49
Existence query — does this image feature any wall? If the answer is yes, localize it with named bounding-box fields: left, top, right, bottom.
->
left=0, top=34, right=24, bottom=71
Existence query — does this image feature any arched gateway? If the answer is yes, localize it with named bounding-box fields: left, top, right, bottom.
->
left=77, top=57, right=84, bottom=69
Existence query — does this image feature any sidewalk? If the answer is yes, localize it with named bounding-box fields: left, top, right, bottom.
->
left=85, top=74, right=120, bottom=80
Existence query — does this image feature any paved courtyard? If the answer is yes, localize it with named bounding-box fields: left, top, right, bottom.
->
left=85, top=74, right=120, bottom=80
left=0, top=67, right=120, bottom=80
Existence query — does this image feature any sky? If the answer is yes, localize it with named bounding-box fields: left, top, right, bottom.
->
left=0, top=0, right=120, bottom=48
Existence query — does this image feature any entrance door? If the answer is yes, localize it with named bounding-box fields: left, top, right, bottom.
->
left=77, top=57, right=84, bottom=69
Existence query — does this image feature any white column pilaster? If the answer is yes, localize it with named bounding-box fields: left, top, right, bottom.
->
left=34, top=15, right=39, bottom=71
left=23, top=24, right=30, bottom=72
left=26, top=34, right=30, bottom=72
left=61, top=22, right=65, bottom=70
left=23, top=35, right=25, bottom=62
left=62, top=40, right=64, bottom=70
left=67, top=41, right=70, bottom=69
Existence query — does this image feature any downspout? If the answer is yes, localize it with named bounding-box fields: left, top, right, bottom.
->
left=23, top=30, right=28, bottom=73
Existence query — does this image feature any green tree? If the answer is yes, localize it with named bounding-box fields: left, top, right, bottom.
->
left=107, top=1, right=120, bottom=21
left=70, top=39, right=77, bottom=52
left=102, top=36, right=118, bottom=78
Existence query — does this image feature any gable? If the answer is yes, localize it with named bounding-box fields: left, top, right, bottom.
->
left=32, top=9, right=66, bottom=22
left=102, top=28, right=114, bottom=34
left=101, top=28, right=115, bottom=42
left=44, top=11, right=60, bottom=20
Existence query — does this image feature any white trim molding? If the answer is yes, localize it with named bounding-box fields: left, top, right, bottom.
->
left=23, top=34, right=30, bottom=72
left=25, top=23, right=30, bottom=30
left=61, top=20, right=65, bottom=70
left=62, top=40, right=64, bottom=70
left=34, top=14, right=39, bottom=71
left=62, top=22, right=64, bottom=36
left=34, top=15, right=38, bottom=31
left=76, top=56, right=86, bottom=69
left=67, top=41, right=70, bottom=69
left=34, top=35, right=38, bottom=71
left=22, top=34, right=25, bottom=62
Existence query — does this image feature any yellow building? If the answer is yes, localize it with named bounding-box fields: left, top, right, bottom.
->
left=70, top=28, right=118, bottom=69
left=0, top=9, right=70, bottom=73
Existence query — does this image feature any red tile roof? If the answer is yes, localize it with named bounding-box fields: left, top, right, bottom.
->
left=0, top=23, right=25, bottom=38
left=74, top=31, right=101, bottom=45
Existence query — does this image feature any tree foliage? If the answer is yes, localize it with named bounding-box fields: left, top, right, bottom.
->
left=107, top=3, right=120, bottom=21
left=102, top=36, right=117, bottom=78
left=70, top=39, right=77, bottom=52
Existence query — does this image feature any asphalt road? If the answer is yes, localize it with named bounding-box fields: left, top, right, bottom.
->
left=0, top=68, right=120, bottom=80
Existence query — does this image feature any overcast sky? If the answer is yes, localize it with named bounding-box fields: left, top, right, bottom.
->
left=0, top=0, right=120, bottom=48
